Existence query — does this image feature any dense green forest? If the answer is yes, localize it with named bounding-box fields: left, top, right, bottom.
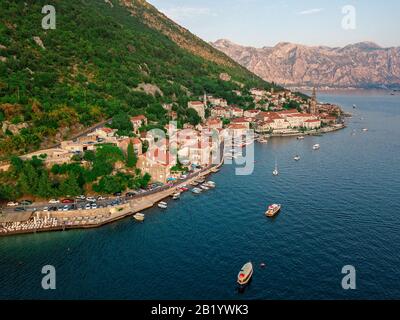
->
left=0, top=0, right=275, bottom=158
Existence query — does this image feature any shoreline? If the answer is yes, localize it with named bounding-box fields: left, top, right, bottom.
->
left=0, top=161, right=224, bottom=237
left=0, top=124, right=346, bottom=238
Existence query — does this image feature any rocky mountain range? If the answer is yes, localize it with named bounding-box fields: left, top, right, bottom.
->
left=212, top=39, right=400, bottom=89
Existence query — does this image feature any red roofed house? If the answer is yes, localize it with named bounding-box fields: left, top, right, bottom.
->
left=304, top=119, right=321, bottom=130
left=206, top=118, right=223, bottom=130
left=244, top=109, right=261, bottom=118
left=136, top=147, right=177, bottom=183
left=131, top=115, right=148, bottom=134
left=117, top=137, right=143, bottom=156
left=230, top=107, right=244, bottom=118
left=231, top=117, right=251, bottom=129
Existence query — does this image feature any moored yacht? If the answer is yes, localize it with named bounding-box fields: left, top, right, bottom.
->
left=313, top=144, right=320, bottom=150
left=200, top=184, right=209, bottom=191
left=158, top=202, right=168, bottom=209
left=294, top=155, right=301, bottom=161
left=237, top=262, right=253, bottom=287
left=265, top=204, right=281, bottom=217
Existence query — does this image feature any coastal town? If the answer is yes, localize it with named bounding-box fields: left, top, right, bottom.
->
left=0, top=87, right=345, bottom=236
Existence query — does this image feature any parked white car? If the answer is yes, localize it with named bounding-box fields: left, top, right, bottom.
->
left=7, top=202, right=19, bottom=207
left=86, top=197, right=97, bottom=203
left=97, top=196, right=106, bottom=201
left=49, top=199, right=60, bottom=204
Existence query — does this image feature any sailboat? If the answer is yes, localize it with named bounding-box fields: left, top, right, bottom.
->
left=272, top=159, right=279, bottom=176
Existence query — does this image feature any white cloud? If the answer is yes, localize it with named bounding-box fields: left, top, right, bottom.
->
left=297, top=8, right=324, bottom=15
left=160, top=7, right=216, bottom=21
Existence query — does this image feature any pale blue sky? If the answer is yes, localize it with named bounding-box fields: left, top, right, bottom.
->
left=147, top=0, right=400, bottom=48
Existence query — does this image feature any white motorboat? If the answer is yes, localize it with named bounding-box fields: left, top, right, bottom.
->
left=191, top=188, right=202, bottom=194
left=297, top=136, right=305, bottom=140
left=313, top=144, right=320, bottom=150
left=158, top=202, right=168, bottom=209
left=206, top=181, right=216, bottom=188
left=133, top=213, right=145, bottom=222
left=294, top=155, right=301, bottom=161
left=265, top=204, right=281, bottom=217
left=200, top=184, right=209, bottom=190
left=237, top=262, right=254, bottom=286
left=272, top=159, right=279, bottom=176
left=172, top=192, right=181, bottom=200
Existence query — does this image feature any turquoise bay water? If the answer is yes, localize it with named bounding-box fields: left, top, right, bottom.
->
left=1, top=91, right=400, bottom=300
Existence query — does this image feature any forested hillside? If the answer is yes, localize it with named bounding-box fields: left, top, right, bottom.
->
left=0, top=0, right=273, bottom=158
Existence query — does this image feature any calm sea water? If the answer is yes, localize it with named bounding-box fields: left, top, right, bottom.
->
left=1, top=91, right=400, bottom=300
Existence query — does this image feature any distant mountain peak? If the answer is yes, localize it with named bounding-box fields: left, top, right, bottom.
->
left=211, top=39, right=400, bottom=89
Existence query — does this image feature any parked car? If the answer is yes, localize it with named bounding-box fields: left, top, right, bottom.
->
left=20, top=200, right=33, bottom=206
left=61, top=199, right=74, bottom=204
left=49, top=206, right=58, bottom=211
left=6, top=202, right=19, bottom=207
left=14, top=207, right=26, bottom=212
left=86, top=197, right=97, bottom=203
left=97, top=196, right=107, bottom=201
left=125, top=192, right=136, bottom=198
left=76, top=195, right=86, bottom=200
left=49, top=199, right=60, bottom=204
left=113, top=192, right=122, bottom=197
left=91, top=203, right=97, bottom=209
left=43, top=207, right=49, bottom=212
left=85, top=203, right=91, bottom=210
left=63, top=205, right=70, bottom=211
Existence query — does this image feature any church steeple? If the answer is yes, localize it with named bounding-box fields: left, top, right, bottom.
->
left=309, top=87, right=317, bottom=114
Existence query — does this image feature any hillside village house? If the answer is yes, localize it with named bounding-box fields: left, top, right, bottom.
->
left=304, top=119, right=322, bottom=130
left=136, top=147, right=176, bottom=183
left=178, top=139, right=212, bottom=167
left=206, top=118, right=223, bottom=129
left=117, top=137, right=143, bottom=155
left=244, top=109, right=261, bottom=118
left=187, top=101, right=205, bottom=121
left=208, top=97, right=228, bottom=107
left=61, top=139, right=96, bottom=153
left=230, top=107, right=244, bottom=118
left=88, top=127, right=116, bottom=140
left=131, top=115, right=148, bottom=134
left=211, top=106, right=231, bottom=119
left=231, top=117, right=251, bottom=129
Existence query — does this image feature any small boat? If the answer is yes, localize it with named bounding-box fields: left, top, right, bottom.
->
left=133, top=213, right=145, bottom=222
left=313, top=144, right=320, bottom=150
left=172, top=192, right=181, bottom=200
left=362, top=128, right=368, bottom=132
left=265, top=204, right=281, bottom=217
left=192, top=188, right=202, bottom=194
left=206, top=181, right=216, bottom=188
left=272, top=159, right=279, bottom=176
left=200, top=184, right=209, bottom=191
left=180, top=186, right=189, bottom=192
left=158, top=202, right=168, bottom=209
left=294, top=155, right=301, bottom=161
left=353, top=104, right=357, bottom=109
left=237, top=262, right=253, bottom=287
left=297, top=136, right=305, bottom=140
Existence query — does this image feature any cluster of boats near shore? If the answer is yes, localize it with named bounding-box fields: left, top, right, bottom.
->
left=133, top=178, right=217, bottom=222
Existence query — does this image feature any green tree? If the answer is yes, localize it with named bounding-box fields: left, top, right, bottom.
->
left=126, top=141, right=137, bottom=168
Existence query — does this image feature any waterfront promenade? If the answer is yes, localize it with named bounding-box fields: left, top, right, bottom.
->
left=0, top=161, right=223, bottom=237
